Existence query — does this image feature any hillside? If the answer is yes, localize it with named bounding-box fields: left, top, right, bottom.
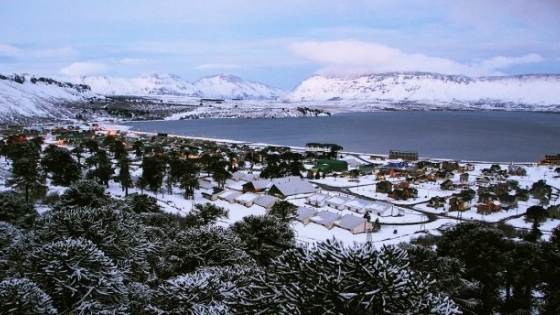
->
left=283, top=72, right=560, bottom=106
left=0, top=74, right=96, bottom=124
left=79, top=73, right=284, bottom=100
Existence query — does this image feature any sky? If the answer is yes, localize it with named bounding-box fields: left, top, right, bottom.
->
left=1, top=0, right=559, bottom=90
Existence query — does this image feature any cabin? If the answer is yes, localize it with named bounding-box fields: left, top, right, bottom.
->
left=335, top=214, right=372, bottom=234
left=344, top=198, right=372, bottom=213
left=325, top=195, right=351, bottom=210
left=310, top=211, right=341, bottom=229
left=306, top=193, right=331, bottom=207
left=254, top=195, right=279, bottom=211
left=242, top=179, right=272, bottom=193
left=427, top=196, right=447, bottom=209
left=376, top=181, right=393, bottom=194
left=449, top=195, right=472, bottom=212
left=296, top=206, right=318, bottom=225
left=234, top=192, right=261, bottom=207
left=268, top=179, right=316, bottom=199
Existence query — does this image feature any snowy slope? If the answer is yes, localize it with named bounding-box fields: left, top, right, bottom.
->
left=79, top=74, right=202, bottom=97
left=80, top=73, right=284, bottom=100
left=0, top=74, right=96, bottom=123
left=193, top=74, right=284, bottom=100
left=284, top=73, right=560, bottom=105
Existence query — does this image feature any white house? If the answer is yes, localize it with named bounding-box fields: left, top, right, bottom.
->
left=364, top=201, right=394, bottom=217
left=343, top=198, right=372, bottom=213
left=296, top=206, right=318, bottom=225
left=254, top=195, right=279, bottom=211
left=306, top=193, right=331, bottom=207
left=335, top=214, right=372, bottom=234
left=218, top=190, right=243, bottom=204
left=310, top=211, right=341, bottom=229
left=235, top=192, right=261, bottom=207
left=325, top=195, right=351, bottom=210
left=268, top=179, right=317, bottom=199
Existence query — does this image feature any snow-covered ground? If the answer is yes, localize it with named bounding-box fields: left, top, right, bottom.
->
left=2, top=124, right=559, bottom=247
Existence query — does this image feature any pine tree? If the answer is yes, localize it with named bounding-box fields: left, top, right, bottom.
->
left=58, top=180, right=110, bottom=208
left=21, top=238, right=128, bottom=314
left=41, top=144, right=81, bottom=186
left=117, top=156, right=134, bottom=196
left=0, top=278, right=58, bottom=314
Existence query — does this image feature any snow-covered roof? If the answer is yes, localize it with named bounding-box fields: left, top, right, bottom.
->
left=235, top=192, right=261, bottom=203
left=271, top=180, right=317, bottom=197
left=326, top=195, right=351, bottom=206
left=218, top=190, right=242, bottom=201
left=336, top=214, right=367, bottom=230
left=306, top=193, right=331, bottom=204
left=311, top=211, right=340, bottom=226
left=297, top=206, right=317, bottom=220
left=254, top=195, right=279, bottom=208
left=344, top=198, right=372, bottom=209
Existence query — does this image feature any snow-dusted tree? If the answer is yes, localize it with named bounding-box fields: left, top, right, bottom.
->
left=157, top=225, right=252, bottom=279
left=437, top=222, right=510, bottom=314
left=268, top=200, right=297, bottom=221
left=21, top=237, right=128, bottom=314
left=85, top=149, right=114, bottom=187
left=184, top=202, right=229, bottom=227
left=0, top=278, right=57, bottom=314
left=0, top=222, right=24, bottom=277
left=233, top=239, right=459, bottom=314
left=149, top=265, right=255, bottom=314
left=125, top=193, right=161, bottom=214
left=231, top=214, right=295, bottom=266
left=6, top=156, right=46, bottom=205
left=117, top=156, right=134, bottom=196
left=0, top=190, right=38, bottom=228
left=34, top=205, right=155, bottom=282
left=58, top=179, right=110, bottom=208
left=127, top=281, right=154, bottom=315
left=140, top=155, right=167, bottom=197
left=41, top=144, right=81, bottom=186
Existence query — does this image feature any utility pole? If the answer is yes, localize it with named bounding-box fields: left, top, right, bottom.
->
left=363, top=210, right=372, bottom=244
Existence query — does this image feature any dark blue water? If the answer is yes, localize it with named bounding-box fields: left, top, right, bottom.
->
left=124, top=111, right=560, bottom=162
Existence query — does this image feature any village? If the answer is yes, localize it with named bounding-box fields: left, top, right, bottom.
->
left=1, top=123, right=560, bottom=245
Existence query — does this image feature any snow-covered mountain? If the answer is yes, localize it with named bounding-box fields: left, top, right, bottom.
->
left=79, top=73, right=202, bottom=97
left=0, top=74, right=96, bottom=124
left=283, top=72, right=560, bottom=105
left=193, top=74, right=284, bottom=100
left=79, top=73, right=283, bottom=100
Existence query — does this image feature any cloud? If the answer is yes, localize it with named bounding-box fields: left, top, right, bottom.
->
left=60, top=61, right=108, bottom=76
left=0, top=43, right=21, bottom=57
left=194, top=63, right=242, bottom=70
left=288, top=40, right=545, bottom=77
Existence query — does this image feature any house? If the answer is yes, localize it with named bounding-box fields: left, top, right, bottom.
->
left=296, top=206, right=318, bottom=225
left=477, top=201, right=501, bottom=214
left=388, top=150, right=418, bottom=161
left=231, top=171, right=259, bottom=182
left=364, top=201, right=394, bottom=217
left=254, top=195, right=279, bottom=211
left=376, top=181, right=393, bottom=194
left=310, top=211, right=341, bottom=229
left=540, top=154, right=560, bottom=165
left=235, top=192, right=261, bottom=207
left=335, top=214, right=372, bottom=234
left=268, top=179, right=317, bottom=199
left=390, top=187, right=418, bottom=200
left=325, top=195, right=351, bottom=210
left=217, top=190, right=243, bottom=203
left=314, top=159, right=348, bottom=172
left=242, top=179, right=272, bottom=193
left=201, top=187, right=224, bottom=201
left=306, top=193, right=331, bottom=207
left=440, top=179, right=455, bottom=190
left=449, top=194, right=472, bottom=212
left=499, top=194, right=518, bottom=210
left=459, top=173, right=470, bottom=183
left=344, top=198, right=372, bottom=213
left=427, top=196, right=447, bottom=209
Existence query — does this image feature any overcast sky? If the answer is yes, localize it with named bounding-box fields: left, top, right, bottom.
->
left=1, top=0, right=559, bottom=89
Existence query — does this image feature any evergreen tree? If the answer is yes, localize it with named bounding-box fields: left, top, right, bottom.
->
left=85, top=149, right=114, bottom=187
left=58, top=180, right=110, bottom=208
left=0, top=191, right=38, bottom=228
left=0, top=278, right=57, bottom=314
left=231, top=214, right=295, bottom=266
left=184, top=202, right=229, bottom=227
left=41, top=144, right=81, bottom=186
left=7, top=150, right=46, bottom=204
left=117, top=156, right=134, bottom=196
left=21, top=238, right=128, bottom=314
left=125, top=193, right=161, bottom=214
left=268, top=200, right=297, bottom=221
left=140, top=155, right=166, bottom=197
left=233, top=240, right=459, bottom=314
left=35, top=205, right=155, bottom=282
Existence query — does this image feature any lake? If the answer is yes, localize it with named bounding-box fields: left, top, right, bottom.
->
left=124, top=111, right=560, bottom=162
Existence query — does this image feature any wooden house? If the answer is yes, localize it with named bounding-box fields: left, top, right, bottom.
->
left=427, top=196, right=447, bottom=209
left=376, top=180, right=393, bottom=194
